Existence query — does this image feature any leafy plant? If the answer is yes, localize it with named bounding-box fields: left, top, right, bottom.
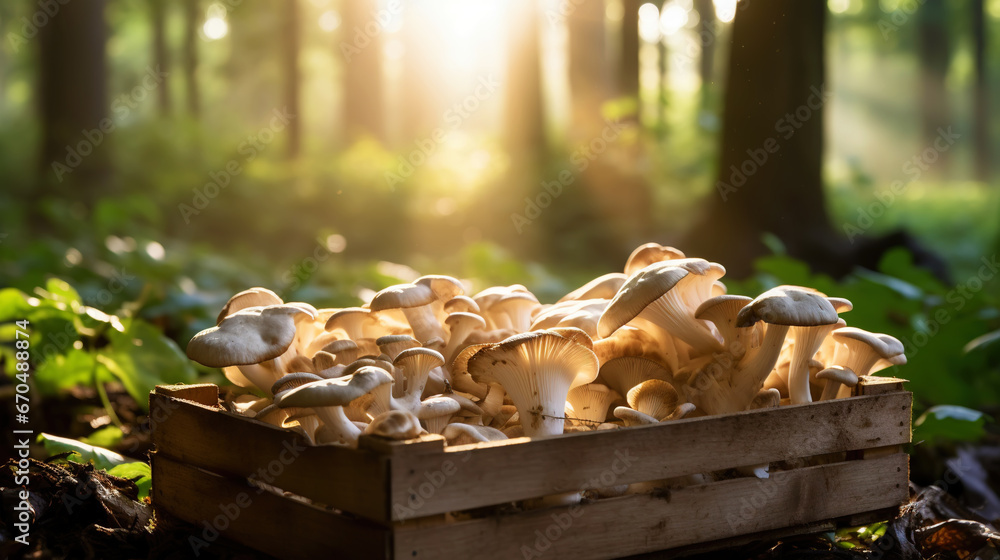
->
left=38, top=432, right=152, bottom=499
left=0, top=278, right=196, bottom=415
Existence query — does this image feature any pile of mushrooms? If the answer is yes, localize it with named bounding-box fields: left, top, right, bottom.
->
left=186, top=243, right=905, bottom=479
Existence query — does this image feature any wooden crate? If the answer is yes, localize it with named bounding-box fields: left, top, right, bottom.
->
left=149, top=377, right=911, bottom=559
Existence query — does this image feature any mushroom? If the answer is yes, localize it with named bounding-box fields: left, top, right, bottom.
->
left=565, top=384, right=621, bottom=426
left=626, top=380, right=686, bottom=421
left=364, top=410, right=425, bottom=440
left=442, top=312, right=487, bottom=362
left=736, top=286, right=850, bottom=406
left=274, top=366, right=394, bottom=447
left=815, top=366, right=859, bottom=401
left=441, top=423, right=507, bottom=445
left=597, top=356, right=673, bottom=400
left=376, top=334, right=421, bottom=361
left=623, top=243, right=686, bottom=276
left=418, top=396, right=463, bottom=434
left=829, top=328, right=905, bottom=398
left=187, top=304, right=311, bottom=396
left=598, top=259, right=725, bottom=368
left=216, top=287, right=283, bottom=324
left=468, top=330, right=598, bottom=438
left=393, top=347, right=446, bottom=412
left=371, top=283, right=448, bottom=343
left=557, top=273, right=627, bottom=303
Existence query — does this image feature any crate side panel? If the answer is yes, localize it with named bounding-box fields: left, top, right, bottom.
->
left=150, top=392, right=391, bottom=522
left=151, top=454, right=390, bottom=560
left=393, top=453, right=908, bottom=560
left=390, top=392, right=911, bottom=518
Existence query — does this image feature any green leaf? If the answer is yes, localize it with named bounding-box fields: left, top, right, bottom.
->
left=914, top=405, right=992, bottom=445
left=34, top=348, right=102, bottom=396
left=0, top=288, right=32, bottom=322
left=44, top=278, right=83, bottom=310
left=106, top=462, right=152, bottom=500
left=37, top=433, right=132, bottom=470
left=82, top=425, right=124, bottom=449
left=101, top=318, right=197, bottom=409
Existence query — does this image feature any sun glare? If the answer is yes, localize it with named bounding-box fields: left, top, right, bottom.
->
left=713, top=0, right=737, bottom=23
left=203, top=17, right=228, bottom=40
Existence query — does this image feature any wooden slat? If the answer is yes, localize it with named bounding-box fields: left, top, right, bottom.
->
left=151, top=453, right=390, bottom=559
left=154, top=383, right=219, bottom=406
left=850, top=377, right=912, bottom=460
left=854, top=376, right=908, bottom=396
left=387, top=392, right=911, bottom=519
left=150, top=392, right=392, bottom=523
left=392, top=454, right=909, bottom=560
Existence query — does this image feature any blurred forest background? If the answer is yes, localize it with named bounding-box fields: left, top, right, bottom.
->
left=0, top=0, right=999, bottom=456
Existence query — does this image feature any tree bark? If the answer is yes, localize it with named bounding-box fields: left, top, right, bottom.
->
left=504, top=0, right=546, bottom=161
left=151, top=0, right=172, bottom=116
left=683, top=0, right=844, bottom=277
left=569, top=0, right=608, bottom=138
left=917, top=0, right=951, bottom=162
left=619, top=0, right=641, bottom=101
left=38, top=0, right=111, bottom=211
left=284, top=0, right=301, bottom=158
left=971, top=0, right=989, bottom=181
left=182, top=0, right=200, bottom=116
left=342, top=0, right=385, bottom=143
left=694, top=0, right=715, bottom=104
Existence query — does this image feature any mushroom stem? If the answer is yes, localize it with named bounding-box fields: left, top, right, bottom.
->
left=401, top=305, right=445, bottom=344
left=736, top=324, right=789, bottom=396
left=786, top=325, right=836, bottom=405
left=313, top=405, right=363, bottom=447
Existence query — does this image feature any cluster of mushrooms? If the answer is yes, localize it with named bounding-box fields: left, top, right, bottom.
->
left=186, top=243, right=906, bottom=483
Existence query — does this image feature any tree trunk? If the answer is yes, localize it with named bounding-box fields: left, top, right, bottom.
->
left=683, top=0, right=844, bottom=277
left=341, top=0, right=385, bottom=143
left=619, top=0, right=641, bottom=101
left=568, top=0, right=608, bottom=138
left=182, top=0, right=200, bottom=116
left=38, top=0, right=111, bottom=214
left=917, top=0, right=951, bottom=164
left=504, top=0, right=546, bottom=161
left=694, top=0, right=715, bottom=104
left=972, top=0, right=989, bottom=181
left=151, top=0, right=171, bottom=116
left=284, top=0, right=301, bottom=158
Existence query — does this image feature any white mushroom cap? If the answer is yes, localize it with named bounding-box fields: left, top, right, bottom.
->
left=417, top=396, right=463, bottom=434
left=558, top=273, right=628, bottom=303
left=376, top=334, right=421, bottom=361
left=816, top=366, right=858, bottom=401
left=441, top=423, right=507, bottom=446
left=324, top=307, right=378, bottom=340
left=468, top=330, right=598, bottom=438
left=371, top=283, right=445, bottom=343
left=613, top=406, right=659, bottom=427
left=216, top=287, right=283, bottom=324
left=623, top=243, right=686, bottom=276
left=364, top=410, right=425, bottom=440
left=393, top=347, right=446, bottom=411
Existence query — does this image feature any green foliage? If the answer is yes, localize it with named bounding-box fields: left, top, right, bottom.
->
left=38, top=433, right=131, bottom=471
left=913, top=405, right=992, bottom=446
left=727, top=248, right=1000, bottom=411
left=37, top=432, right=151, bottom=499
left=0, top=278, right=196, bottom=409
